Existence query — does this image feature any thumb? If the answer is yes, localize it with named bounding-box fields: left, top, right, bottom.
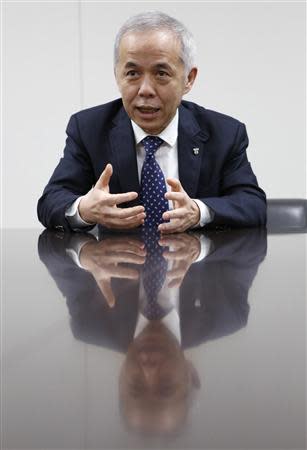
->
left=95, top=163, right=113, bottom=190
left=97, top=279, right=116, bottom=308
left=166, top=177, right=183, bottom=192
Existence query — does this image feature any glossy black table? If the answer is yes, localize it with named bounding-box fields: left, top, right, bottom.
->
left=2, top=227, right=306, bottom=450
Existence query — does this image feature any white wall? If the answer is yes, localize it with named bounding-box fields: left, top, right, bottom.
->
left=3, top=1, right=306, bottom=228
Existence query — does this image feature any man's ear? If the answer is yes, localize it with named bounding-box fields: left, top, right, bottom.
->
left=183, top=67, right=198, bottom=95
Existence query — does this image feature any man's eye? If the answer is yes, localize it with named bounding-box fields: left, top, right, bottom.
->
left=126, top=70, right=138, bottom=77
left=157, top=71, right=168, bottom=77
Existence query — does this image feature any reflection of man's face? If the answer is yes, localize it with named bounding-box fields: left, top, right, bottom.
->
left=115, top=30, right=196, bottom=135
left=119, top=322, right=200, bottom=434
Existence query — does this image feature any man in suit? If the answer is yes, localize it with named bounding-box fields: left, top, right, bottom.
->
left=37, top=11, right=266, bottom=233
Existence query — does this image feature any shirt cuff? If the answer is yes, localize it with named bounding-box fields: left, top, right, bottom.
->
left=65, top=197, right=95, bottom=229
left=192, top=199, right=215, bottom=228
left=65, top=234, right=97, bottom=268
left=194, top=235, right=214, bottom=263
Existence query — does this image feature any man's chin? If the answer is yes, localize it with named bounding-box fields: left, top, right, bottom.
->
left=132, top=114, right=166, bottom=135
left=136, top=122, right=163, bottom=135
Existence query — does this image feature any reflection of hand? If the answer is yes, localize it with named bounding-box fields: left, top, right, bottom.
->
left=79, top=164, right=146, bottom=229
left=79, top=237, right=146, bottom=307
left=159, top=233, right=201, bottom=288
left=158, top=178, right=200, bottom=233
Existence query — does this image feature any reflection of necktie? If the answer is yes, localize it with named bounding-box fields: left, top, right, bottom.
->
left=142, top=229, right=168, bottom=320
left=140, top=136, right=169, bottom=228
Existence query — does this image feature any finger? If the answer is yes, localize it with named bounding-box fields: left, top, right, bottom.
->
left=166, top=178, right=183, bottom=192
left=102, top=266, right=140, bottom=279
left=100, top=212, right=146, bottom=229
left=103, top=253, right=146, bottom=265
left=126, top=239, right=146, bottom=252
left=167, top=277, right=183, bottom=289
left=158, top=234, right=187, bottom=246
left=159, top=239, right=186, bottom=253
left=103, top=205, right=145, bottom=219
left=101, top=238, right=145, bottom=252
left=96, top=279, right=116, bottom=308
left=163, top=248, right=187, bottom=260
left=164, top=191, right=186, bottom=203
left=95, top=164, right=113, bottom=190
left=162, top=207, right=186, bottom=221
left=165, top=262, right=187, bottom=288
left=105, top=191, right=139, bottom=206
left=166, top=266, right=187, bottom=280
left=158, top=237, right=176, bottom=247
left=158, top=220, right=185, bottom=234
left=103, top=240, right=146, bottom=255
left=105, top=211, right=145, bottom=225
left=159, top=234, right=190, bottom=248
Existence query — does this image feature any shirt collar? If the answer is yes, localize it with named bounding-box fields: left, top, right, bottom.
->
left=131, top=109, right=178, bottom=147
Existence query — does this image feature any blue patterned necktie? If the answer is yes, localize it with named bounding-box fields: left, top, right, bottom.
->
left=142, top=229, right=169, bottom=320
left=140, top=136, right=169, bottom=228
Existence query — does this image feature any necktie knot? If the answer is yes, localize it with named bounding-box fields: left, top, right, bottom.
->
left=142, top=136, right=164, bottom=158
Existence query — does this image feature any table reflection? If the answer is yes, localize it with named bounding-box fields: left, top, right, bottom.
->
left=37, top=228, right=267, bottom=437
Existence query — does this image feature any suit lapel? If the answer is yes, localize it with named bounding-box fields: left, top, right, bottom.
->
left=109, top=107, right=140, bottom=194
left=108, top=103, right=210, bottom=198
left=177, top=104, right=210, bottom=198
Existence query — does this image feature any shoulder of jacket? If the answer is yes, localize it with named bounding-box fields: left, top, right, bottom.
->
left=70, top=98, right=123, bottom=122
left=181, top=100, right=244, bottom=128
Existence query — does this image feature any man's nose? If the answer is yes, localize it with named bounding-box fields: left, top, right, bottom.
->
left=138, top=75, right=156, bottom=98
left=138, top=351, right=162, bottom=382
left=141, top=365, right=159, bottom=386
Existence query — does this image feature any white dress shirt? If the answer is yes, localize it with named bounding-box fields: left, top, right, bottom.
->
left=66, top=110, right=214, bottom=228
left=134, top=303, right=182, bottom=344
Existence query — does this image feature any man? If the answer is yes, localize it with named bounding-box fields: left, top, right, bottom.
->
left=37, top=11, right=266, bottom=233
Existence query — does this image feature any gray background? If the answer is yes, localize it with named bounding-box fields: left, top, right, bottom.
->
left=3, top=1, right=306, bottom=228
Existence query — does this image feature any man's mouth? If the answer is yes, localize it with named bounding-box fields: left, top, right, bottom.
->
left=136, top=106, right=160, bottom=116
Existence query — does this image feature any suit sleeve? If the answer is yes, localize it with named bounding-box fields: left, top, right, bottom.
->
left=37, top=115, right=96, bottom=231
left=200, top=123, right=266, bottom=227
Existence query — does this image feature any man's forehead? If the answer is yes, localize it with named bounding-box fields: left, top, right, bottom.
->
left=121, top=28, right=177, bottom=41
left=119, top=30, right=181, bottom=55
left=118, top=41, right=182, bottom=70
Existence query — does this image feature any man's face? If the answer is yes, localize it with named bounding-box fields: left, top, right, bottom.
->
left=119, top=322, right=200, bottom=434
left=115, top=30, right=197, bottom=135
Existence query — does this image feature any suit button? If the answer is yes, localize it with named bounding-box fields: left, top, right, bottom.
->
left=55, top=225, right=64, bottom=231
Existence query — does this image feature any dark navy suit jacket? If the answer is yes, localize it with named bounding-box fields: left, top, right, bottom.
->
left=37, top=99, right=266, bottom=231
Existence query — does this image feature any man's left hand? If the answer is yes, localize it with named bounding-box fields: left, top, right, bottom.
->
left=159, top=233, right=201, bottom=287
left=158, top=178, right=200, bottom=234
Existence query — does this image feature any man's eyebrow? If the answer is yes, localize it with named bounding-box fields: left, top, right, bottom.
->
left=123, top=61, right=173, bottom=70
left=124, top=61, right=138, bottom=69
left=155, top=63, right=172, bottom=71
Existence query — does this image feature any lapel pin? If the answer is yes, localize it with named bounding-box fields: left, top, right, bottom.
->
left=193, top=147, right=199, bottom=155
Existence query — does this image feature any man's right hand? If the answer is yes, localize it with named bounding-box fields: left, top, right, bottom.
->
left=79, top=164, right=145, bottom=229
